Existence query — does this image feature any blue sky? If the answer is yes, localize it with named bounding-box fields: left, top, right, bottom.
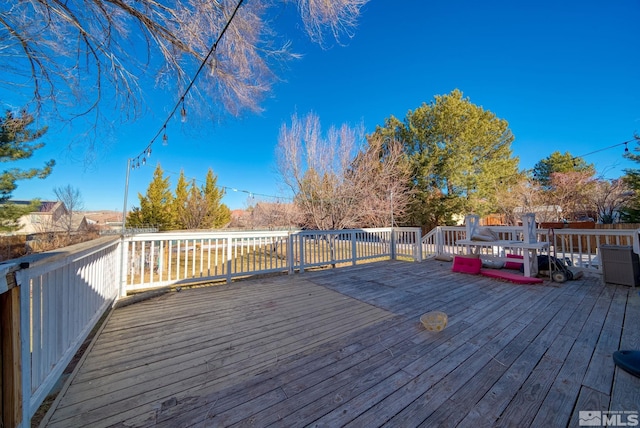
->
left=8, top=0, right=640, bottom=212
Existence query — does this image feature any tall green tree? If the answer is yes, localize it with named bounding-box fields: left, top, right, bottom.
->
left=0, top=109, right=55, bottom=231
left=126, top=164, right=174, bottom=231
left=532, top=151, right=595, bottom=188
left=203, top=168, right=230, bottom=228
left=621, top=136, right=640, bottom=222
left=172, top=170, right=189, bottom=229
left=375, top=89, right=519, bottom=229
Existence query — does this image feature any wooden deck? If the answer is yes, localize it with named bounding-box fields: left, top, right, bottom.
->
left=41, top=260, right=640, bottom=427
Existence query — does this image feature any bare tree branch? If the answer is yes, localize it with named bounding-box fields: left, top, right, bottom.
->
left=1, top=0, right=369, bottom=135
left=276, top=112, right=410, bottom=230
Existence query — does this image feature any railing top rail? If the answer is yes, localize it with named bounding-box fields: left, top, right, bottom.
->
left=127, top=230, right=293, bottom=241
left=435, top=225, right=639, bottom=235
left=6, top=236, right=120, bottom=277
left=126, top=227, right=421, bottom=241
left=295, top=227, right=408, bottom=236
left=549, top=228, right=639, bottom=236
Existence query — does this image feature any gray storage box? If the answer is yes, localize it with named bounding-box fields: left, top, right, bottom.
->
left=600, top=245, right=640, bottom=286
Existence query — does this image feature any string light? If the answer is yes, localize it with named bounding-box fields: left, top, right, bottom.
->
left=180, top=97, right=187, bottom=123
left=161, top=168, right=293, bottom=202
left=125, top=0, right=245, bottom=169
left=572, top=139, right=635, bottom=162
left=487, top=138, right=637, bottom=185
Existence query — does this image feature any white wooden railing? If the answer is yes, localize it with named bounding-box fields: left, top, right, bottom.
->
left=1, top=228, right=421, bottom=426
left=6, top=237, right=121, bottom=427
left=421, top=225, right=640, bottom=273
left=5, top=224, right=639, bottom=426
left=122, top=228, right=422, bottom=294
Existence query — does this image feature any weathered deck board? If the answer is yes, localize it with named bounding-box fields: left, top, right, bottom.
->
left=40, top=260, right=640, bottom=427
left=608, top=279, right=640, bottom=417
left=45, top=277, right=394, bottom=427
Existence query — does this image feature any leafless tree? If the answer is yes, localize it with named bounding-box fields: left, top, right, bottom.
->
left=545, top=171, right=595, bottom=221
left=347, top=135, right=412, bottom=227
left=1, top=0, right=368, bottom=129
left=589, top=178, right=633, bottom=223
left=276, top=112, right=411, bottom=230
left=53, top=185, right=84, bottom=236
left=491, top=176, right=559, bottom=225
left=179, top=180, right=210, bottom=229
left=251, top=201, right=300, bottom=229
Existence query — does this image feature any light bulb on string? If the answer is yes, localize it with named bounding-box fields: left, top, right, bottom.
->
left=142, top=157, right=146, bottom=165
left=147, top=147, right=152, bottom=157
left=162, top=126, right=168, bottom=146
left=136, top=159, right=140, bottom=168
left=131, top=161, right=135, bottom=171
left=625, top=142, right=629, bottom=153
left=180, top=98, right=187, bottom=123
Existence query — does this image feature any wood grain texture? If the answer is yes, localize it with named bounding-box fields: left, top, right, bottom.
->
left=40, top=260, right=639, bottom=427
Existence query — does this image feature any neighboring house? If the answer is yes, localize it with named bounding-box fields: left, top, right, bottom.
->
left=9, top=200, right=89, bottom=234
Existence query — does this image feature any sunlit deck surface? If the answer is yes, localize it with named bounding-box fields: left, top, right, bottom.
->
left=43, top=260, right=640, bottom=427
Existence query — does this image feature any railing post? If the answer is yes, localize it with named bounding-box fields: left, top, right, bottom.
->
left=1, top=276, right=23, bottom=428
left=414, top=228, right=423, bottom=262
left=351, top=231, right=357, bottom=266
left=390, top=228, right=397, bottom=260
left=435, top=226, right=443, bottom=256
left=287, top=233, right=294, bottom=274
left=118, top=237, right=128, bottom=297
left=226, top=236, right=233, bottom=284
left=299, top=234, right=305, bottom=273
left=18, top=270, right=30, bottom=428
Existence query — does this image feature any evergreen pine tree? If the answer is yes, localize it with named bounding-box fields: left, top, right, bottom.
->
left=126, top=164, right=174, bottom=230
left=172, top=170, right=189, bottom=229
left=0, top=109, right=55, bottom=231
left=621, top=136, right=640, bottom=222
left=203, top=168, right=230, bottom=228
left=377, top=89, right=519, bottom=229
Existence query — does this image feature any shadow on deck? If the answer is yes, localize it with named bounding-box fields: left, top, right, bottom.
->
left=41, top=260, right=640, bottom=427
